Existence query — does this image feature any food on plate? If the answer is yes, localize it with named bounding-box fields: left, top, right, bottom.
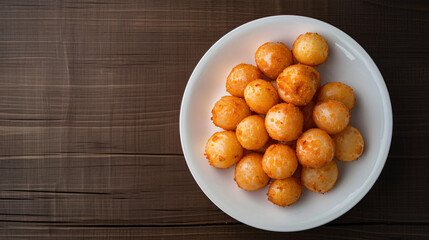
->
left=265, top=103, right=303, bottom=142
left=226, top=63, right=263, bottom=97
left=301, top=160, right=338, bottom=193
left=317, top=82, right=355, bottom=109
left=276, top=64, right=321, bottom=106
left=292, top=32, right=329, bottom=66
left=236, top=115, right=269, bottom=150
left=267, top=177, right=302, bottom=207
left=234, top=153, right=270, bottom=191
left=296, top=128, right=335, bottom=168
left=301, top=100, right=317, bottom=131
left=211, top=96, right=251, bottom=130
left=255, top=42, right=293, bottom=80
left=244, top=79, right=280, bottom=114
left=262, top=144, right=298, bottom=179
left=205, top=131, right=243, bottom=168
left=313, top=100, right=350, bottom=134
left=333, top=125, right=364, bottom=162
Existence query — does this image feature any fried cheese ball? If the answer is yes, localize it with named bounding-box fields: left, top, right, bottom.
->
left=292, top=32, right=329, bottom=66
left=262, top=144, right=298, bottom=179
left=296, top=128, right=335, bottom=168
left=234, top=153, right=270, bottom=191
left=333, top=125, right=364, bottom=162
left=244, top=79, right=280, bottom=114
left=317, top=82, right=355, bottom=110
left=277, top=64, right=321, bottom=106
left=313, top=100, right=350, bottom=134
left=226, top=63, right=263, bottom=97
left=255, top=42, right=293, bottom=80
left=212, top=96, right=251, bottom=130
left=236, top=115, right=269, bottom=150
left=265, top=103, right=303, bottom=142
left=267, top=177, right=302, bottom=207
left=301, top=160, right=338, bottom=194
left=205, top=131, right=243, bottom=168
left=302, top=100, right=317, bottom=131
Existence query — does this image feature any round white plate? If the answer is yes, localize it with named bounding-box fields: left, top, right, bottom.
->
left=180, top=15, right=392, bottom=232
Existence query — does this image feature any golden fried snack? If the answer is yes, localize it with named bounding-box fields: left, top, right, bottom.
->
left=205, top=131, right=243, bottom=168
left=296, top=128, right=335, bottom=168
left=267, top=177, right=302, bottom=207
left=265, top=103, right=303, bottom=142
left=212, top=96, right=251, bottom=130
left=313, top=100, right=350, bottom=134
left=236, top=115, right=269, bottom=150
left=302, top=100, right=317, bottom=131
left=333, top=125, right=364, bottom=162
left=292, top=32, right=329, bottom=66
left=317, top=82, right=355, bottom=110
left=244, top=79, right=280, bottom=114
left=277, top=64, right=321, bottom=106
left=262, top=144, right=298, bottom=179
left=301, top=160, right=338, bottom=194
left=255, top=42, right=293, bottom=80
left=226, top=63, right=263, bottom=97
left=234, top=153, right=270, bottom=191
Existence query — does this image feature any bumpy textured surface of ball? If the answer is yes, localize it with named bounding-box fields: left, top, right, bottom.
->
left=234, top=153, right=270, bottom=191
left=313, top=100, right=350, bottom=134
left=211, top=96, right=251, bottom=130
left=236, top=115, right=269, bottom=150
left=333, top=125, right=364, bottom=162
left=244, top=79, right=280, bottom=114
left=292, top=32, right=329, bottom=66
left=277, top=64, right=321, bottom=106
left=296, top=128, right=335, bottom=168
left=255, top=42, right=293, bottom=80
left=262, top=144, right=298, bottom=179
left=267, top=177, right=302, bottom=207
left=265, top=103, right=303, bottom=142
left=205, top=131, right=243, bottom=168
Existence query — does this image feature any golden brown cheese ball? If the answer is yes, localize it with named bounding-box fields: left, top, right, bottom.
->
left=265, top=103, right=303, bottom=142
left=205, top=131, right=243, bottom=168
left=234, top=153, right=270, bottom=191
left=301, top=160, right=338, bottom=194
left=317, top=82, right=355, bottom=110
left=277, top=64, right=321, bottom=106
left=212, top=96, right=251, bottom=130
left=244, top=79, right=280, bottom=114
left=292, top=32, right=329, bottom=66
left=262, top=144, right=298, bottom=179
left=226, top=63, right=263, bottom=97
left=333, top=125, right=364, bottom=162
left=313, top=100, right=350, bottom=134
left=267, top=177, right=302, bottom=207
left=255, top=42, right=293, bottom=80
left=302, top=100, right=317, bottom=131
left=236, top=115, right=269, bottom=150
left=296, top=128, right=335, bottom=168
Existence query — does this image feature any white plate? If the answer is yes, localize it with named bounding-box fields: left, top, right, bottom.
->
left=180, top=15, right=392, bottom=232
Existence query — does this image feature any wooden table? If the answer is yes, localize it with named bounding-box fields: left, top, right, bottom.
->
left=0, top=0, right=427, bottom=239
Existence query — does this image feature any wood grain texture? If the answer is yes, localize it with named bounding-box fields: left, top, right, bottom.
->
left=0, top=0, right=428, bottom=238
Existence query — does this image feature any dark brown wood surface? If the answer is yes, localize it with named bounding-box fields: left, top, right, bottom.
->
left=0, top=0, right=428, bottom=239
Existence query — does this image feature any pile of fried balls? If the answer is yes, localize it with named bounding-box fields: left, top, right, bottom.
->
left=205, top=33, right=364, bottom=207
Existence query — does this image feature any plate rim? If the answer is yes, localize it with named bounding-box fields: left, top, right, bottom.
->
left=179, top=15, right=393, bottom=232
